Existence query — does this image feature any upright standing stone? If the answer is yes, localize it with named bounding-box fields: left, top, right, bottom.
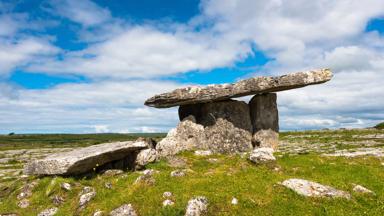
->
left=249, top=93, right=279, bottom=149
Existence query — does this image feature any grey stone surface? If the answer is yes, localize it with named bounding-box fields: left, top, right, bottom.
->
left=135, top=148, right=157, bottom=169
left=156, top=117, right=204, bottom=157
left=281, top=178, right=351, bottom=199
left=249, top=148, right=276, bottom=164
left=185, top=196, right=208, bottom=216
left=249, top=93, right=279, bottom=149
left=157, top=100, right=253, bottom=156
left=163, top=199, right=175, bottom=207
left=23, top=141, right=148, bottom=175
left=78, top=187, right=96, bottom=209
left=145, top=69, right=332, bottom=108
left=352, top=184, right=375, bottom=195
left=109, top=204, right=137, bottom=216
left=102, top=169, right=124, bottom=177
left=61, top=182, right=71, bottom=191
left=37, top=207, right=58, bottom=216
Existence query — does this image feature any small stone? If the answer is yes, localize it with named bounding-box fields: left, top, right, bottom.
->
left=78, top=188, right=96, bottom=209
left=207, top=158, right=219, bottom=163
left=353, top=184, right=375, bottom=195
left=163, top=199, right=175, bottom=207
left=17, top=180, right=38, bottom=200
left=135, top=149, right=157, bottom=169
left=105, top=182, right=112, bottom=189
left=61, top=182, right=71, bottom=191
left=231, top=197, right=238, bottom=205
left=81, top=186, right=94, bottom=195
left=140, top=169, right=158, bottom=176
left=109, top=204, right=137, bottom=216
left=281, top=178, right=351, bottom=199
left=102, top=169, right=124, bottom=177
left=134, top=171, right=156, bottom=185
left=249, top=148, right=276, bottom=164
left=51, top=195, right=65, bottom=206
left=170, top=170, right=186, bottom=177
left=37, top=207, right=58, bottom=216
left=163, top=191, right=173, bottom=198
left=185, top=196, right=208, bottom=216
left=17, top=199, right=29, bottom=208
left=93, top=210, right=104, bottom=216
left=194, top=150, right=212, bottom=156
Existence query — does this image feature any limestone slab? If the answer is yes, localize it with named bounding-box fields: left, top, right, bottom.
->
left=23, top=141, right=148, bottom=175
left=145, top=69, right=332, bottom=108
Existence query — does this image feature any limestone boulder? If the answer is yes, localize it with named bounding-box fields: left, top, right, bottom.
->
left=24, top=141, right=148, bottom=175
left=135, top=149, right=157, bottom=169
left=156, top=116, right=204, bottom=157
left=185, top=196, right=208, bottom=216
left=249, top=148, right=276, bottom=164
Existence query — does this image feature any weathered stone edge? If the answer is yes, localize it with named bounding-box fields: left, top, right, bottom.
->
left=145, top=69, right=332, bottom=108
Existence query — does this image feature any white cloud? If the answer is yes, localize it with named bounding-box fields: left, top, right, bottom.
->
left=46, top=0, right=111, bottom=26
left=0, top=37, right=58, bottom=77
left=0, top=80, right=180, bottom=133
left=1, top=0, right=384, bottom=133
left=27, top=25, right=251, bottom=78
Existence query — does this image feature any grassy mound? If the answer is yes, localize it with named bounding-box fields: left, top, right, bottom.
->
left=374, top=122, right=384, bottom=130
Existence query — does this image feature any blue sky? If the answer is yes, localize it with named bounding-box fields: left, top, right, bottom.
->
left=0, top=0, right=383, bottom=134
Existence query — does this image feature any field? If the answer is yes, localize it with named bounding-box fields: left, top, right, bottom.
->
left=0, top=128, right=383, bottom=215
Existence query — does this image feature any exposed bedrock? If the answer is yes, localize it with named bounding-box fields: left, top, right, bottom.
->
left=249, top=93, right=279, bottom=150
left=145, top=69, right=332, bottom=108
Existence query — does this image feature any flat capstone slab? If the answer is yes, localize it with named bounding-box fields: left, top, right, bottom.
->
left=145, top=69, right=332, bottom=108
left=23, top=141, right=148, bottom=175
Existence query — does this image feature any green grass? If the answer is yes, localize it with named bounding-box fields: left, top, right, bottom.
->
left=0, top=130, right=383, bottom=215
left=375, top=122, right=384, bottom=130
left=0, top=133, right=166, bottom=151
left=0, top=152, right=383, bottom=215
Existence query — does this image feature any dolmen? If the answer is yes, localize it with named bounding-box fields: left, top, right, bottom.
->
left=145, top=69, right=332, bottom=157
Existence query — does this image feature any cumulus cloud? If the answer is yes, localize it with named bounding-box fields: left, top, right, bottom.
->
left=1, top=0, right=383, bottom=133
left=0, top=80, right=180, bottom=133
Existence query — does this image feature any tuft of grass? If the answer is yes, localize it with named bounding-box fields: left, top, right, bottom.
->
left=374, top=122, right=384, bottom=130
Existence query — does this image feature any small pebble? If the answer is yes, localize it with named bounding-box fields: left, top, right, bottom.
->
left=61, top=182, right=71, bottom=191
left=162, top=199, right=175, bottom=207
left=163, top=191, right=173, bottom=198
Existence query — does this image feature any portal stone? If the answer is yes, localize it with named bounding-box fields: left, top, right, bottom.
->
left=249, top=93, right=279, bottom=149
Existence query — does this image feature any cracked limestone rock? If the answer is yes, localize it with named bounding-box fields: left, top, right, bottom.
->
left=282, top=178, right=351, bottom=199
left=185, top=196, right=208, bottom=216
left=249, top=148, right=276, bottom=164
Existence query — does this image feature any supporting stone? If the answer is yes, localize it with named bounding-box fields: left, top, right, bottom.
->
left=157, top=100, right=253, bottom=157
left=249, top=93, right=279, bottom=149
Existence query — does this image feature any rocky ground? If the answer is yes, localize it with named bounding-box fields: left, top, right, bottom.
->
left=0, top=128, right=383, bottom=215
